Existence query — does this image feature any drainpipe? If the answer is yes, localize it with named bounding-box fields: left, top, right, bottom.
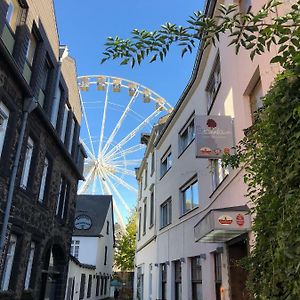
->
left=0, top=96, right=38, bottom=264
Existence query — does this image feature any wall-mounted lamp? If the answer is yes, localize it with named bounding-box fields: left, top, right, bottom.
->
left=180, top=257, right=185, bottom=263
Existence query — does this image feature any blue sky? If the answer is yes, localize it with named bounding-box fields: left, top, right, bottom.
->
left=54, top=0, right=204, bottom=221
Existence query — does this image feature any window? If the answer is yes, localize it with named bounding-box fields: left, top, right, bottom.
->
left=87, top=275, right=92, bottom=298
left=181, top=177, right=199, bottom=214
left=179, top=117, right=195, bottom=154
left=100, top=276, right=104, bottom=295
left=24, top=242, right=35, bottom=289
left=149, top=189, right=154, bottom=227
left=174, top=261, right=182, bottom=300
left=104, top=246, right=108, bottom=265
left=38, top=157, right=49, bottom=203
left=161, top=148, right=172, bottom=177
left=160, top=198, right=172, bottom=228
left=143, top=199, right=147, bottom=235
left=214, top=252, right=222, bottom=300
left=191, top=256, right=203, bottom=300
left=56, top=177, right=69, bottom=219
left=104, top=277, right=107, bottom=295
left=161, top=263, right=167, bottom=300
left=67, top=117, right=75, bottom=153
left=5, top=0, right=21, bottom=32
left=0, top=102, right=10, bottom=159
left=26, top=32, right=37, bottom=66
left=79, top=274, right=86, bottom=300
left=151, top=151, right=155, bottom=175
left=1, top=234, right=17, bottom=290
left=144, top=167, right=148, bottom=189
left=60, top=104, right=69, bottom=142
left=41, top=58, right=51, bottom=94
left=138, top=179, right=142, bottom=200
left=211, top=159, right=229, bottom=191
left=20, top=137, right=34, bottom=189
left=70, top=240, right=80, bottom=259
left=138, top=208, right=142, bottom=240
left=96, top=275, right=100, bottom=296
left=106, top=221, right=109, bottom=235
left=206, top=54, right=221, bottom=112
left=50, top=85, right=62, bottom=128
left=249, top=80, right=263, bottom=123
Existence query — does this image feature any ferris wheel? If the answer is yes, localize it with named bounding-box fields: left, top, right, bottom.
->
left=77, top=75, right=173, bottom=229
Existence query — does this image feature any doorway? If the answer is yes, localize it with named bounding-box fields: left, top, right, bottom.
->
left=228, top=238, right=249, bottom=300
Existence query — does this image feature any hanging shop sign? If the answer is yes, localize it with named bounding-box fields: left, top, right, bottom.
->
left=194, top=206, right=251, bottom=243
left=195, top=115, right=234, bottom=158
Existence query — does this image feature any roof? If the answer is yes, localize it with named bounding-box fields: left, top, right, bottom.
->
left=73, top=195, right=112, bottom=237
left=70, top=255, right=96, bottom=270
left=155, top=0, right=217, bottom=147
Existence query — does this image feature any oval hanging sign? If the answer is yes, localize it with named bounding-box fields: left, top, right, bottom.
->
left=218, top=215, right=233, bottom=225
left=236, top=214, right=245, bottom=226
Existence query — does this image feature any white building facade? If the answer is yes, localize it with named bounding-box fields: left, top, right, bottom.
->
left=134, top=0, right=289, bottom=299
left=65, top=195, right=115, bottom=300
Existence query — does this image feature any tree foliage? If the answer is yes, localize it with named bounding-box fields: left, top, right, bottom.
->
left=101, top=0, right=300, bottom=68
left=223, top=66, right=300, bottom=299
left=114, top=211, right=137, bottom=271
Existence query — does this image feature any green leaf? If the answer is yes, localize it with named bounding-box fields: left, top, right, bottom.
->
left=278, top=36, right=289, bottom=44
left=149, top=54, right=157, bottom=63
left=270, top=55, right=283, bottom=64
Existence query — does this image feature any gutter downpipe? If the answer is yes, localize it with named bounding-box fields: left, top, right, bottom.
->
left=0, top=96, right=38, bottom=266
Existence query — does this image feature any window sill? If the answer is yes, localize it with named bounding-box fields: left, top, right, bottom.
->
left=159, top=223, right=171, bottom=231
left=149, top=223, right=154, bottom=230
left=179, top=206, right=199, bottom=219
left=178, top=138, right=195, bottom=159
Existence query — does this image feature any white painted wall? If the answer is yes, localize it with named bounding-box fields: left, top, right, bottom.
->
left=67, top=202, right=114, bottom=300
left=134, top=0, right=287, bottom=299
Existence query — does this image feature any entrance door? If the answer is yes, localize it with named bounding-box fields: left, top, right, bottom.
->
left=228, top=239, right=249, bottom=300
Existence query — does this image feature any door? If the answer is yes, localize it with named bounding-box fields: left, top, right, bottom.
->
left=228, top=239, right=249, bottom=300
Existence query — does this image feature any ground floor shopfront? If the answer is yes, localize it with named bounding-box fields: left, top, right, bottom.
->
left=134, top=207, right=251, bottom=300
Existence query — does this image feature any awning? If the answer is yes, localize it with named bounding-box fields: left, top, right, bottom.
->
left=194, top=206, right=251, bottom=243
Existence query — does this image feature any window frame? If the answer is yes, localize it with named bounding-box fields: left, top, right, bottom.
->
left=191, top=256, right=203, bottom=300
left=0, top=102, right=10, bottom=160
left=160, top=197, right=172, bottom=229
left=24, top=241, right=35, bottom=290
left=149, top=187, right=154, bottom=228
left=38, top=156, right=49, bottom=203
left=55, top=176, right=69, bottom=219
left=180, top=176, right=199, bottom=215
left=5, top=0, right=22, bottom=33
left=1, top=234, right=17, bottom=291
left=160, top=147, right=172, bottom=178
left=179, top=114, right=195, bottom=155
left=20, top=136, right=34, bottom=189
left=206, top=53, right=221, bottom=113
left=210, top=159, right=229, bottom=192
left=143, top=198, right=147, bottom=235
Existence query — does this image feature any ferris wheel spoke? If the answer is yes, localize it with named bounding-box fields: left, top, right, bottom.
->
left=103, top=174, right=131, bottom=212
left=104, top=144, right=145, bottom=162
left=113, top=167, right=136, bottom=177
left=78, top=167, right=96, bottom=194
left=99, top=172, right=125, bottom=229
left=109, top=173, right=138, bottom=194
left=105, top=108, right=161, bottom=159
left=101, top=88, right=140, bottom=156
left=98, top=78, right=110, bottom=158
left=110, top=159, right=142, bottom=167
left=79, top=92, right=96, bottom=156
